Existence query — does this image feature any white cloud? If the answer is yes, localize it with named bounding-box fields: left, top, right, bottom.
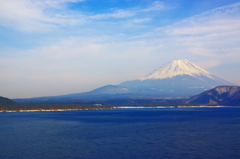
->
left=0, top=0, right=171, bottom=32
left=89, top=1, right=168, bottom=20
left=122, top=18, right=151, bottom=28
left=89, top=9, right=135, bottom=19
left=146, top=2, right=240, bottom=68
left=144, top=1, right=166, bottom=11
left=162, top=2, right=240, bottom=34
left=0, top=0, right=84, bottom=32
left=31, top=0, right=84, bottom=8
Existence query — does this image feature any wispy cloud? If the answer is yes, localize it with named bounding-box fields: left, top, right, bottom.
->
left=89, top=9, right=136, bottom=19
left=0, top=0, right=84, bottom=32
left=163, top=2, right=240, bottom=36
left=32, top=0, right=85, bottom=8
left=146, top=2, right=240, bottom=68
left=0, top=0, right=170, bottom=32
left=144, top=1, right=166, bottom=11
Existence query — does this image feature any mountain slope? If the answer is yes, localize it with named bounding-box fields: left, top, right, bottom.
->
left=0, top=96, right=17, bottom=105
left=81, top=85, right=135, bottom=95
left=187, top=86, right=240, bottom=106
left=14, top=85, right=136, bottom=104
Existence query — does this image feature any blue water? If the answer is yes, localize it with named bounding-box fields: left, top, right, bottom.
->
left=1, top=107, right=240, bottom=159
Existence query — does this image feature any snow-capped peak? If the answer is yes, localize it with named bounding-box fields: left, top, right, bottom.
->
left=140, top=59, right=215, bottom=80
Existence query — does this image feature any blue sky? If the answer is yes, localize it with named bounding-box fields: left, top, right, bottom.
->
left=1, top=0, right=240, bottom=98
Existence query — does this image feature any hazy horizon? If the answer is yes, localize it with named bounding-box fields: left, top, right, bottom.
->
left=1, top=0, right=240, bottom=98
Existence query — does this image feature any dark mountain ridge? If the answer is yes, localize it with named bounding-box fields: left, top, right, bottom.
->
left=187, top=85, right=240, bottom=106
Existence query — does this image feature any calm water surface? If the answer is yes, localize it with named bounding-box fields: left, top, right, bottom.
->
left=1, top=107, right=240, bottom=159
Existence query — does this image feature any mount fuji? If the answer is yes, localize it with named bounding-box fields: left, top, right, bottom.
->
left=14, top=59, right=235, bottom=104
left=118, top=59, right=234, bottom=98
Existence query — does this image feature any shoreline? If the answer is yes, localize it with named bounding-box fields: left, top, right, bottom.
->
left=118, top=105, right=228, bottom=108
left=0, top=107, right=116, bottom=113
left=1, top=105, right=236, bottom=113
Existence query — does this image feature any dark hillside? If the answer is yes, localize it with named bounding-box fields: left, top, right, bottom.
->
left=0, top=96, right=17, bottom=105
left=187, top=85, right=240, bottom=106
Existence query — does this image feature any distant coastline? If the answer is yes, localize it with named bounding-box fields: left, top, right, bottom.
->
left=1, top=105, right=234, bottom=113
left=118, top=105, right=228, bottom=108
left=0, top=107, right=116, bottom=113
left=0, top=104, right=116, bottom=113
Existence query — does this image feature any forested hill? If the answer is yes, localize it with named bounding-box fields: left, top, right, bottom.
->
left=0, top=96, right=17, bottom=105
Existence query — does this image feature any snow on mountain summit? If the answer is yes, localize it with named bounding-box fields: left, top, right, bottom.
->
left=140, top=59, right=214, bottom=80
